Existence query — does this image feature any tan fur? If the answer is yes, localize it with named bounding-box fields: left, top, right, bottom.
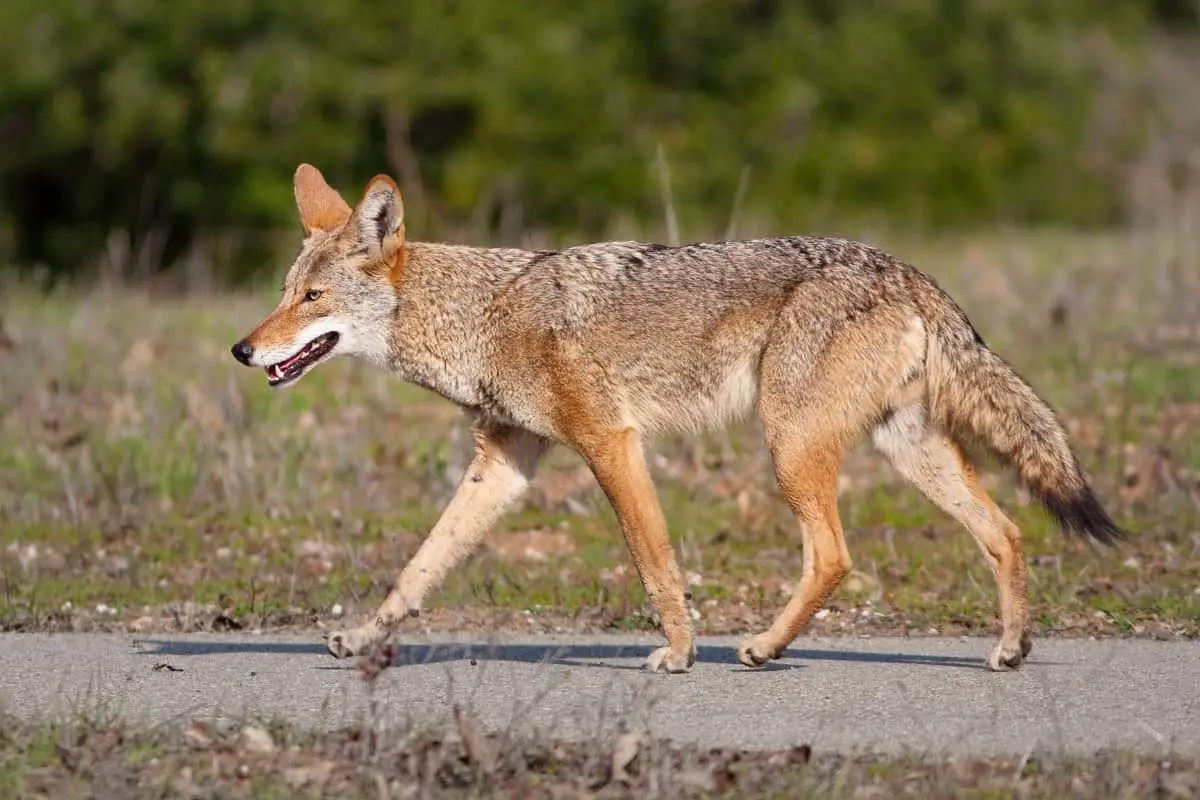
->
left=232, top=165, right=1126, bottom=672
left=294, top=164, right=351, bottom=234
left=873, top=405, right=1031, bottom=669
left=329, top=423, right=546, bottom=657
left=577, top=427, right=695, bottom=672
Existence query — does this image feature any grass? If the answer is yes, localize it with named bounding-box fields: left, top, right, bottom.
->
left=0, top=712, right=1197, bottom=799
left=1, top=225, right=1198, bottom=641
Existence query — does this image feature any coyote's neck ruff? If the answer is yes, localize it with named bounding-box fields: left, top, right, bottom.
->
left=232, top=164, right=1126, bottom=675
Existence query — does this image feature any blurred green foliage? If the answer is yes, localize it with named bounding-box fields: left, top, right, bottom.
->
left=0, top=1, right=1188, bottom=282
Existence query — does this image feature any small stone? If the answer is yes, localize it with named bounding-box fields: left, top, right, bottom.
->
left=330, top=603, right=344, bottom=619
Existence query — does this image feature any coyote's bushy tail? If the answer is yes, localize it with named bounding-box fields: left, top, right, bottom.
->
left=923, top=297, right=1126, bottom=546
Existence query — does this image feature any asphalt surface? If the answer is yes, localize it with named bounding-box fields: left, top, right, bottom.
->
left=1, top=632, right=1196, bottom=758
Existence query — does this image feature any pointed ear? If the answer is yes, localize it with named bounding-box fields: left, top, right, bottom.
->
left=294, top=164, right=352, bottom=235
left=350, top=174, right=405, bottom=255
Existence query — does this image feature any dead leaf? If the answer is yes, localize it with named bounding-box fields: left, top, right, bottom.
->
left=611, top=731, right=643, bottom=784
left=183, top=722, right=214, bottom=750
left=239, top=725, right=276, bottom=755
left=283, top=760, right=335, bottom=790
left=152, top=662, right=183, bottom=672
left=454, top=704, right=498, bottom=775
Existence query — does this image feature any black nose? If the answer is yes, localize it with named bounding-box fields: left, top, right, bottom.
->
left=231, top=340, right=254, bottom=366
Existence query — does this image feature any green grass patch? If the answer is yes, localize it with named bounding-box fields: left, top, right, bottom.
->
left=2, top=231, right=1198, bottom=639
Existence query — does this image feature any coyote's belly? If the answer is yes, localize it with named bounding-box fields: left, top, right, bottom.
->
left=604, top=288, right=783, bottom=437
left=619, top=346, right=762, bottom=436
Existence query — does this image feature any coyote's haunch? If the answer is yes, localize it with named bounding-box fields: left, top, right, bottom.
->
left=231, top=164, right=1127, bottom=675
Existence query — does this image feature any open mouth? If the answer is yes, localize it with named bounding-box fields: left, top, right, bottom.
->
left=265, top=332, right=340, bottom=387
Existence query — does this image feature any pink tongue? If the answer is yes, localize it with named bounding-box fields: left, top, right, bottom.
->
left=267, top=343, right=312, bottom=377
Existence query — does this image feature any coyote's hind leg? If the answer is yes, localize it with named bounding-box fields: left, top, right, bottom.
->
left=872, top=405, right=1031, bottom=670
left=737, top=432, right=850, bottom=667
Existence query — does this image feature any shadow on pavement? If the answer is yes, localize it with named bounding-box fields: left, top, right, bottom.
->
left=133, top=638, right=989, bottom=672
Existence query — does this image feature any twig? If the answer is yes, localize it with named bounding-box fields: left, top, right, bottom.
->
left=725, top=166, right=752, bottom=241
left=656, top=142, right=679, bottom=246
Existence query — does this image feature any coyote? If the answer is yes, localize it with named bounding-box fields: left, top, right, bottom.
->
left=231, top=164, right=1125, bottom=673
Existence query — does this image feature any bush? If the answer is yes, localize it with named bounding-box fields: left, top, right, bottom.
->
left=0, top=1, right=1177, bottom=283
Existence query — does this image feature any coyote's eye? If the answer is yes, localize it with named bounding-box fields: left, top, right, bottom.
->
left=304, top=289, right=323, bottom=302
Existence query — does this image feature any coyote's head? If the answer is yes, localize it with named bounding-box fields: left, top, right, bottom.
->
left=231, top=165, right=406, bottom=388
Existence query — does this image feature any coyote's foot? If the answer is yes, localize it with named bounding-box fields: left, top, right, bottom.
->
left=987, top=632, right=1032, bottom=672
left=324, top=625, right=386, bottom=659
left=736, top=633, right=785, bottom=668
left=643, top=644, right=697, bottom=674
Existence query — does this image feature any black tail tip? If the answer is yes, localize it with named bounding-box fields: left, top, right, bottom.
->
left=1042, top=485, right=1128, bottom=547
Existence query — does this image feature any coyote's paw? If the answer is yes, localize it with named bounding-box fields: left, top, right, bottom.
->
left=987, top=631, right=1033, bottom=672
left=736, top=634, right=784, bottom=668
left=987, top=642, right=1024, bottom=672
left=643, top=644, right=696, bottom=674
left=323, top=625, right=385, bottom=659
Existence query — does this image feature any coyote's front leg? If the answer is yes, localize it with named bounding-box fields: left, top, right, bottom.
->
left=325, top=423, right=547, bottom=658
left=576, top=427, right=695, bottom=673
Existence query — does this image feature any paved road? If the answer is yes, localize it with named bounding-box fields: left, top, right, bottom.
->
left=1, top=632, right=1196, bottom=758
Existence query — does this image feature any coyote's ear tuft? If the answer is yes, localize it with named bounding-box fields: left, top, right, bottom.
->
left=294, top=164, right=352, bottom=235
left=352, top=175, right=405, bottom=256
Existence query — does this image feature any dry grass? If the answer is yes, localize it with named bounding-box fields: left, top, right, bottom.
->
left=1, top=226, right=1198, bottom=641
left=1, top=711, right=1198, bottom=799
